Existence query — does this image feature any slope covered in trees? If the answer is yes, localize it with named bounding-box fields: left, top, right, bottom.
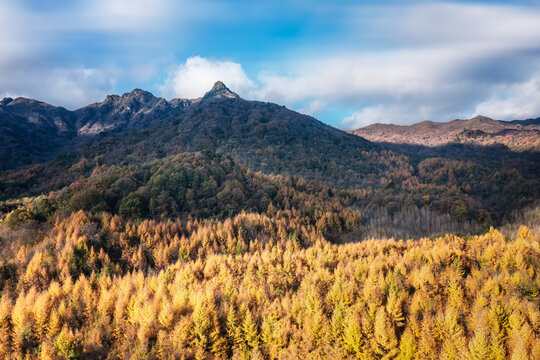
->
left=1, top=83, right=538, bottom=230
left=0, top=82, right=539, bottom=359
left=0, top=208, right=538, bottom=359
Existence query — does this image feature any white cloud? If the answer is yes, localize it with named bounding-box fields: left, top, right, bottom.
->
left=393, top=3, right=540, bottom=51
left=158, top=43, right=540, bottom=128
left=474, top=75, right=540, bottom=120
left=0, top=0, right=179, bottom=51
left=160, top=56, right=257, bottom=99
left=297, top=100, right=327, bottom=116
left=253, top=48, right=487, bottom=127
left=257, top=49, right=464, bottom=104
left=0, top=1, right=44, bottom=64
left=342, top=106, right=388, bottom=129
left=45, top=68, right=116, bottom=109
left=342, top=103, right=437, bottom=130
left=0, top=67, right=115, bottom=109
left=0, top=0, right=182, bottom=108
left=253, top=2, right=540, bottom=127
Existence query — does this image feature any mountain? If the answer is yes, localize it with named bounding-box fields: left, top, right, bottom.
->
left=350, top=115, right=540, bottom=152
left=0, top=97, right=77, bottom=169
left=167, top=83, right=377, bottom=184
left=1, top=82, right=538, bottom=228
left=201, top=80, right=239, bottom=100
left=1, top=84, right=539, bottom=360
left=74, top=88, right=190, bottom=135
left=0, top=89, right=191, bottom=170
left=505, top=117, right=540, bottom=126
left=0, top=82, right=378, bottom=183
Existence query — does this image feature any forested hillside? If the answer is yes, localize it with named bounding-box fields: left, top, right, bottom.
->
left=0, top=82, right=539, bottom=359
left=1, top=83, right=538, bottom=232
left=0, top=210, right=538, bottom=359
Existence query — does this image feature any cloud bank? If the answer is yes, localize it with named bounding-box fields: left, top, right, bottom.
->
left=254, top=3, right=540, bottom=128
left=474, top=76, right=540, bottom=120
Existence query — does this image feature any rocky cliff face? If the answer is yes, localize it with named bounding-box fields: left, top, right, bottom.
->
left=202, top=81, right=239, bottom=100
left=75, top=89, right=190, bottom=135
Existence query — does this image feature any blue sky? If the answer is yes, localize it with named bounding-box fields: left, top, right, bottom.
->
left=1, top=0, right=540, bottom=128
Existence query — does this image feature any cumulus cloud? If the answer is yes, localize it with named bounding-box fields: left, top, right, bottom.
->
left=297, top=100, right=327, bottom=116
left=160, top=56, right=257, bottom=99
left=474, top=75, right=540, bottom=120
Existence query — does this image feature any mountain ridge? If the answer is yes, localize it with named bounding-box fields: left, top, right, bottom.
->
left=0, top=82, right=381, bottom=189
left=1, top=82, right=538, bottom=234
left=0, top=84, right=234, bottom=170
left=350, top=115, right=540, bottom=151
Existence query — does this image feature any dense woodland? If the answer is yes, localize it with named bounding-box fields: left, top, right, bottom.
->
left=0, top=88, right=539, bottom=358
left=1, top=142, right=537, bottom=237
left=0, top=209, right=538, bottom=359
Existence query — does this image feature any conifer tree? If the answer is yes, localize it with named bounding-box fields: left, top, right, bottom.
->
left=242, top=308, right=260, bottom=351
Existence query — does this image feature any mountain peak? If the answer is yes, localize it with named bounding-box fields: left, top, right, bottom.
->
left=211, top=81, right=227, bottom=91
left=101, top=89, right=157, bottom=105
left=203, top=81, right=239, bottom=100
left=468, top=115, right=494, bottom=123
left=122, top=88, right=156, bottom=101
left=127, top=88, right=153, bottom=96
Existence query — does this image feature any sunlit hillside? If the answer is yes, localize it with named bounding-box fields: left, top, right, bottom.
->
left=0, top=207, right=538, bottom=359
left=2, top=1, right=540, bottom=359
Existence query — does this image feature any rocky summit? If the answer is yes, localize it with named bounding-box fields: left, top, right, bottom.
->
left=203, top=81, right=240, bottom=100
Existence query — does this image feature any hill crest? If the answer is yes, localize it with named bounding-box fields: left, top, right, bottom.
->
left=350, top=115, right=540, bottom=151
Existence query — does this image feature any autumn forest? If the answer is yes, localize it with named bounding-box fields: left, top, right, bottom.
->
left=0, top=83, right=539, bottom=359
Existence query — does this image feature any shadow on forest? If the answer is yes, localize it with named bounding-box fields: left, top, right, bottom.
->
left=374, top=141, right=540, bottom=163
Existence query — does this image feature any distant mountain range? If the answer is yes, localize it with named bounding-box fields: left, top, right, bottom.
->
left=350, top=115, right=540, bottom=152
